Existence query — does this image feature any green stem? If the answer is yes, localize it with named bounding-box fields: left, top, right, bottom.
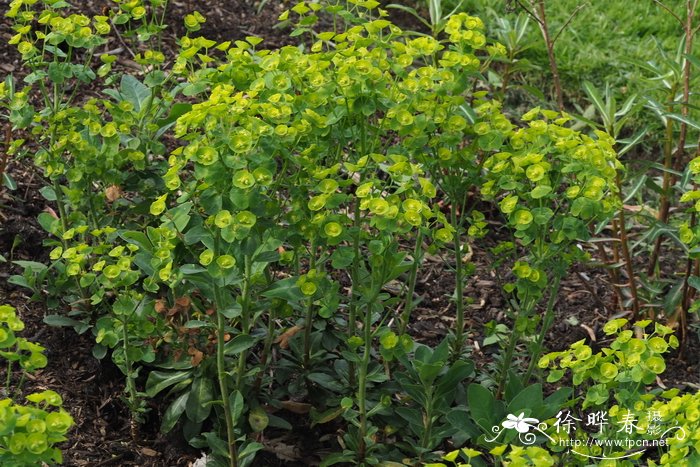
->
left=496, top=293, right=532, bottom=399
left=523, top=274, right=562, bottom=383
left=254, top=269, right=275, bottom=396
left=357, top=286, right=381, bottom=464
left=121, top=316, right=139, bottom=439
left=303, top=237, right=317, bottom=369
left=5, top=360, right=12, bottom=394
left=419, top=389, right=434, bottom=455
left=450, top=202, right=466, bottom=359
left=214, top=285, right=238, bottom=467
left=348, top=199, right=361, bottom=387
left=399, top=229, right=423, bottom=335
left=235, top=254, right=252, bottom=391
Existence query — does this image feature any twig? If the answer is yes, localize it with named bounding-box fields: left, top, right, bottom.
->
left=109, top=19, right=136, bottom=59
left=513, top=0, right=543, bottom=25
left=552, top=4, right=587, bottom=44
left=652, top=0, right=684, bottom=25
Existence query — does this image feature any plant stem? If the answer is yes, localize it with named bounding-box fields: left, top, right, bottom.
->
left=121, top=316, right=139, bottom=440
left=615, top=172, right=641, bottom=319
left=213, top=285, right=238, bottom=467
left=419, top=388, right=434, bottom=456
left=531, top=0, right=564, bottom=111
left=649, top=2, right=696, bottom=275
left=496, top=291, right=531, bottom=399
left=348, top=199, right=361, bottom=387
left=254, top=269, right=275, bottom=396
left=450, top=202, right=466, bottom=359
left=399, top=229, right=423, bottom=335
left=523, top=274, right=562, bottom=383
left=235, top=254, right=252, bottom=391
left=648, top=84, right=679, bottom=277
left=303, top=237, right=317, bottom=369
left=357, top=285, right=380, bottom=464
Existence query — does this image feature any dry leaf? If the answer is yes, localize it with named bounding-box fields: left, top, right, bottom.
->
left=274, top=325, right=303, bottom=349
left=188, top=347, right=204, bottom=366
left=175, top=296, right=192, bottom=311
left=43, top=206, right=59, bottom=219
left=140, top=447, right=159, bottom=457
left=105, top=184, right=122, bottom=202
left=279, top=400, right=312, bottom=414
left=154, top=300, right=167, bottom=314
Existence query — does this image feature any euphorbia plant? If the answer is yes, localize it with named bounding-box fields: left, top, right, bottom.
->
left=0, top=305, right=74, bottom=465
left=481, top=108, right=621, bottom=396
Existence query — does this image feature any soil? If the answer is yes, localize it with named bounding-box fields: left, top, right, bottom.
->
left=0, top=1, right=698, bottom=466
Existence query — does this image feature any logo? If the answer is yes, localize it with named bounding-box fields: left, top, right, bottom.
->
left=486, top=408, right=687, bottom=460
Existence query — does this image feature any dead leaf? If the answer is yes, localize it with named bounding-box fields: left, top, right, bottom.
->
left=188, top=347, right=204, bottom=366
left=175, top=296, right=191, bottom=310
left=274, top=325, right=303, bottom=349
left=105, top=185, right=122, bottom=202
left=279, top=400, right=312, bottom=414
left=263, top=437, right=301, bottom=462
left=140, top=447, right=159, bottom=457
left=43, top=206, right=59, bottom=219
left=154, top=300, right=167, bottom=314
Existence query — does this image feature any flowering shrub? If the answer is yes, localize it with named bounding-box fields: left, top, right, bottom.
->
left=2, top=1, right=698, bottom=466
left=0, top=305, right=73, bottom=465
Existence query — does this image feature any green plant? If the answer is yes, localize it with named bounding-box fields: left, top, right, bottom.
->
left=481, top=108, right=621, bottom=395
left=534, top=319, right=698, bottom=465
left=393, top=338, right=474, bottom=462
left=0, top=305, right=74, bottom=465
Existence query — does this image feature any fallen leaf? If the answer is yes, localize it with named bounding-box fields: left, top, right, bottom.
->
left=154, top=300, right=167, bottom=314
left=279, top=400, right=312, bottom=414
left=274, top=325, right=303, bottom=349
left=140, top=447, right=159, bottom=457
left=43, top=206, right=59, bottom=219
left=105, top=185, right=122, bottom=202
left=188, top=347, right=204, bottom=366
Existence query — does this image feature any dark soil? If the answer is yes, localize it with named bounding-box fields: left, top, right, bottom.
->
left=0, top=1, right=698, bottom=466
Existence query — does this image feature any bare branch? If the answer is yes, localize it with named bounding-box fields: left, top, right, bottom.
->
left=552, top=3, right=587, bottom=45
left=652, top=0, right=684, bottom=26
left=513, top=0, right=544, bottom=25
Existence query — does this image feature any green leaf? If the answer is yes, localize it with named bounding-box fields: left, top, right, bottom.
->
left=436, top=360, right=474, bottom=398
left=666, top=112, right=700, bottom=131
left=663, top=278, right=684, bottom=315
left=43, top=315, right=85, bottom=329
left=507, top=383, right=543, bottom=415
left=331, top=247, right=355, bottom=269
left=224, top=334, right=256, bottom=355
left=186, top=376, right=214, bottom=423
left=262, top=277, right=304, bottom=302
left=530, top=185, right=551, bottom=199
left=307, top=373, right=344, bottom=392
left=146, top=370, right=193, bottom=398
left=467, top=383, right=496, bottom=431
left=120, top=74, right=151, bottom=113
left=161, top=392, right=189, bottom=433
left=155, top=103, right=192, bottom=139
left=13, top=260, right=47, bottom=272
left=248, top=406, right=269, bottom=432
left=119, top=231, right=153, bottom=253
left=37, top=212, right=59, bottom=234
left=7, top=275, right=31, bottom=290
left=229, top=390, right=245, bottom=423
left=688, top=275, right=700, bottom=292
left=2, top=173, right=17, bottom=190
left=582, top=81, right=611, bottom=130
